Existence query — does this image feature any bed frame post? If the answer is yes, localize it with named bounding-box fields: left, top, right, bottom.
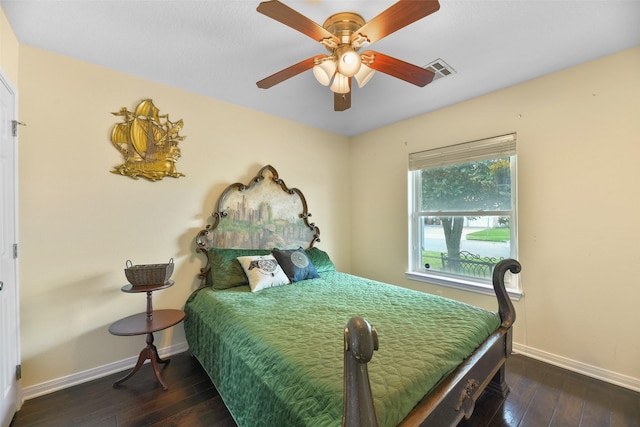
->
left=486, top=363, right=510, bottom=398
left=492, top=259, right=520, bottom=329
left=486, top=259, right=521, bottom=398
left=343, top=317, right=379, bottom=427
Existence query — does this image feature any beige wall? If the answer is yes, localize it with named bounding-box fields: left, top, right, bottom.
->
left=17, top=45, right=351, bottom=388
left=350, top=47, right=640, bottom=384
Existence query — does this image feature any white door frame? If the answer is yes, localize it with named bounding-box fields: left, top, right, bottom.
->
left=0, top=68, right=21, bottom=427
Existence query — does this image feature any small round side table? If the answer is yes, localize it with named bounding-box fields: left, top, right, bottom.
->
left=108, top=280, right=184, bottom=390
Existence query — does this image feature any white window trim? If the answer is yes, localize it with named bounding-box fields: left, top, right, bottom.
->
left=404, top=271, right=523, bottom=300
left=407, top=133, right=521, bottom=299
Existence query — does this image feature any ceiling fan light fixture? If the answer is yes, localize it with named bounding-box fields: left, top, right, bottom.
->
left=255, top=0, right=442, bottom=111
left=313, top=58, right=337, bottom=86
left=354, top=64, right=375, bottom=88
left=330, top=72, right=350, bottom=94
left=335, top=45, right=361, bottom=77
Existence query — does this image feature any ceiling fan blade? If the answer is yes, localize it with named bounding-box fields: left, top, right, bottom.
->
left=352, top=0, right=440, bottom=45
left=363, top=50, right=435, bottom=87
left=257, top=55, right=327, bottom=89
left=257, top=0, right=339, bottom=45
left=334, top=91, right=351, bottom=112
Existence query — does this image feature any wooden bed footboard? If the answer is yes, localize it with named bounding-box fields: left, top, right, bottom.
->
left=343, top=259, right=521, bottom=427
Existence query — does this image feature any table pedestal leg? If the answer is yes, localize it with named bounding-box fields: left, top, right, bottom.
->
left=112, top=332, right=171, bottom=390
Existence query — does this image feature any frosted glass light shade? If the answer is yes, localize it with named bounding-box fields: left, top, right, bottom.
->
left=330, top=73, right=350, bottom=94
left=313, top=60, right=337, bottom=86
left=336, top=46, right=362, bottom=77
left=355, top=64, right=375, bottom=88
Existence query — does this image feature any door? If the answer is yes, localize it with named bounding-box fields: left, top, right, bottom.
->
left=0, top=71, right=20, bottom=427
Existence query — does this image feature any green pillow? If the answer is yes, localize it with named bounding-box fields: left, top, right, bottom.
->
left=208, top=248, right=271, bottom=290
left=305, top=247, right=336, bottom=273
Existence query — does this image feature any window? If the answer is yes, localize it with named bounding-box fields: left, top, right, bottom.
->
left=407, top=134, right=520, bottom=297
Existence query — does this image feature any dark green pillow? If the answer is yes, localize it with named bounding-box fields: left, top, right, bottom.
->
left=208, top=248, right=271, bottom=290
left=305, top=247, right=336, bottom=273
left=272, top=248, right=320, bottom=282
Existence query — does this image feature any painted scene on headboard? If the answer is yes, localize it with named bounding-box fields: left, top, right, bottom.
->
left=196, top=165, right=320, bottom=251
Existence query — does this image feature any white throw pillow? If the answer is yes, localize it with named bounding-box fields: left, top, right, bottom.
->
left=237, top=254, right=291, bottom=292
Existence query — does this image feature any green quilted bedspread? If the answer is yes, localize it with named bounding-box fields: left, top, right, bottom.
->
left=184, top=271, right=500, bottom=427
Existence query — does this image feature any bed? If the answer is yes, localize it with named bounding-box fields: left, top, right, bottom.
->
left=185, top=165, right=520, bottom=427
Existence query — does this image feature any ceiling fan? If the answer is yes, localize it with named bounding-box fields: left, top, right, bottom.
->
left=256, top=0, right=440, bottom=111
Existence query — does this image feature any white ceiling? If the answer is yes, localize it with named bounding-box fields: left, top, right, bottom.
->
left=2, top=0, right=640, bottom=136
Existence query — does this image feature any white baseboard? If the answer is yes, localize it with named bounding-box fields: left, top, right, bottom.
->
left=21, top=341, right=189, bottom=401
left=512, top=343, right=640, bottom=392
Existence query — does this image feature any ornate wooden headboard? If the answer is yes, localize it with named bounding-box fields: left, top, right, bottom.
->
left=196, top=165, right=321, bottom=282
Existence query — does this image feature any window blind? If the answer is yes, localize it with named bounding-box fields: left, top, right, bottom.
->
left=409, top=133, right=517, bottom=171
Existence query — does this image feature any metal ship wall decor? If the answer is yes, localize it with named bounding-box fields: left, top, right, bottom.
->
left=110, top=99, right=185, bottom=181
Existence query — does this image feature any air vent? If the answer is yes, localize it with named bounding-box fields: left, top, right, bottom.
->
left=424, top=59, right=456, bottom=81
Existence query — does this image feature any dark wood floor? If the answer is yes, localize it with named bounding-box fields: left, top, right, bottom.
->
left=10, top=353, right=639, bottom=427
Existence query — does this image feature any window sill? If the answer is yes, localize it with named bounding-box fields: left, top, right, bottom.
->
left=405, top=271, right=523, bottom=301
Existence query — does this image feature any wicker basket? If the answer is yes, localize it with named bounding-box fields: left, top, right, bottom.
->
left=125, top=258, right=174, bottom=286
